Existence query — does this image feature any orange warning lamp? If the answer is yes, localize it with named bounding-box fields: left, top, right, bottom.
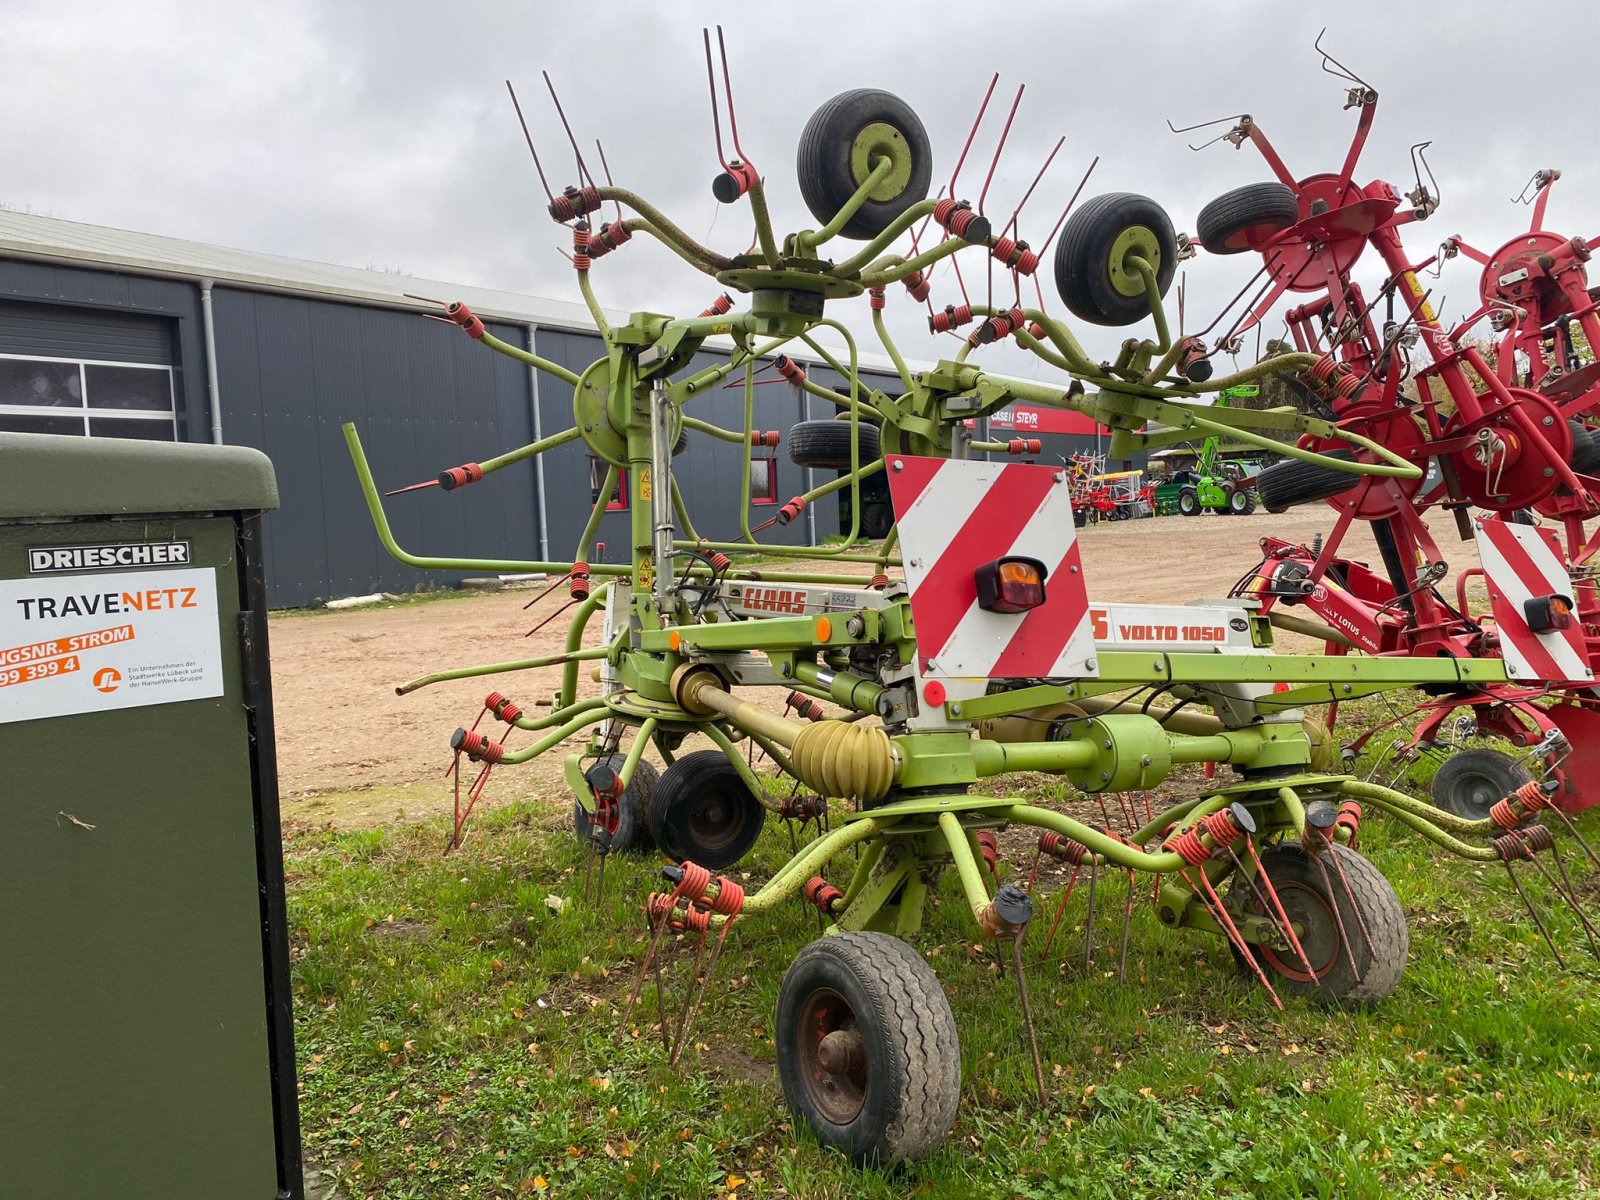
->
left=1525, top=593, right=1575, bottom=633
left=975, top=556, right=1048, bottom=614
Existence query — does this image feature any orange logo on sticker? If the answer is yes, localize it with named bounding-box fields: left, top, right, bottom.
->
left=93, top=667, right=122, bottom=693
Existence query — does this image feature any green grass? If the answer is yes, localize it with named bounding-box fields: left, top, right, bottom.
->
left=289, top=775, right=1600, bottom=1199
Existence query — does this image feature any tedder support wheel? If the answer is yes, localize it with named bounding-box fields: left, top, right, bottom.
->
left=1567, top=420, right=1600, bottom=476
left=1196, top=182, right=1300, bottom=255
left=797, top=89, right=932, bottom=241
left=1430, top=748, right=1532, bottom=822
left=1054, top=192, right=1178, bottom=327
left=1255, top=450, right=1357, bottom=513
left=776, top=931, right=961, bottom=1166
left=787, top=419, right=882, bottom=470
left=572, top=755, right=658, bottom=853
left=1235, top=841, right=1409, bottom=1006
left=647, top=749, right=766, bottom=870
left=1177, top=488, right=1202, bottom=517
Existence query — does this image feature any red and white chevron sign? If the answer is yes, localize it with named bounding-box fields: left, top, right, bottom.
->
left=1475, top=518, right=1593, bottom=683
left=887, top=455, right=1094, bottom=680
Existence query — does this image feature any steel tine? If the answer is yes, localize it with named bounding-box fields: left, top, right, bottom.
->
left=1083, top=855, right=1099, bottom=972
left=1244, top=840, right=1320, bottom=981
left=1309, top=848, right=1361, bottom=979
left=1185, top=867, right=1283, bottom=1010
left=1041, top=864, right=1080, bottom=957
left=1502, top=858, right=1565, bottom=969
left=1011, top=928, right=1047, bottom=1107
left=1549, top=806, right=1600, bottom=873
left=1524, top=841, right=1600, bottom=963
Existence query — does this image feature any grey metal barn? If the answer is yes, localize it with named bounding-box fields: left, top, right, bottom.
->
left=0, top=212, right=1122, bottom=607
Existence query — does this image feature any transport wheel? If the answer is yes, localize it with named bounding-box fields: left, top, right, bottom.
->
left=1430, top=748, right=1531, bottom=822
left=1178, top=488, right=1202, bottom=517
left=1054, top=192, right=1178, bottom=326
left=861, top=502, right=893, bottom=540
left=648, top=749, right=766, bottom=870
left=1234, top=840, right=1409, bottom=1006
left=797, top=90, right=932, bottom=240
left=1196, top=182, right=1300, bottom=254
left=1255, top=450, right=1357, bottom=513
left=572, top=755, right=658, bottom=853
left=776, top=931, right=960, bottom=1166
left=787, top=419, right=882, bottom=470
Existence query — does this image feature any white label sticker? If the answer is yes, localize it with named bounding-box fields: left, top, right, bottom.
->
left=0, top=567, right=224, bottom=724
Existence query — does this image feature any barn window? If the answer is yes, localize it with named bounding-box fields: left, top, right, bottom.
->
left=0, top=355, right=177, bottom=440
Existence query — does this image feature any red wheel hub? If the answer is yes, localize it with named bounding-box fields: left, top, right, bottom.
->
left=1303, top=404, right=1428, bottom=520
left=1442, top=389, right=1571, bottom=510
left=1266, top=175, right=1396, bottom=293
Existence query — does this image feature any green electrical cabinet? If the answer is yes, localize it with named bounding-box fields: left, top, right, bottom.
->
left=0, top=433, right=302, bottom=1200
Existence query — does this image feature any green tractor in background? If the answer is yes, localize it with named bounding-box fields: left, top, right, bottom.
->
left=1175, top=382, right=1262, bottom=516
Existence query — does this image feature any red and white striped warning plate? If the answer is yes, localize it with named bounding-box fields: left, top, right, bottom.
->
left=887, top=455, right=1094, bottom=680
left=1475, top=518, right=1593, bottom=683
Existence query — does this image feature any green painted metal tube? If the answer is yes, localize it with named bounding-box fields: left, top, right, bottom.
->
left=1187, top=353, right=1321, bottom=394
left=479, top=332, right=582, bottom=387
left=1004, top=797, right=1232, bottom=873
left=396, top=645, right=611, bottom=696
left=1169, top=734, right=1237, bottom=764
left=577, top=271, right=609, bottom=336
left=873, top=307, right=912, bottom=390
left=1131, top=795, right=1208, bottom=845
left=1339, top=782, right=1499, bottom=859
left=1126, top=256, right=1171, bottom=351
left=478, top=425, right=585, bottom=476
left=828, top=198, right=937, bottom=278
left=616, top=717, right=656, bottom=788
left=971, top=738, right=1099, bottom=777
left=599, top=188, right=734, bottom=271
left=858, top=236, right=967, bottom=289
left=344, top=424, right=631, bottom=576
left=1340, top=779, right=1496, bottom=837
left=791, top=660, right=884, bottom=714
left=574, top=466, right=616, bottom=564
left=561, top=583, right=613, bottom=708
left=669, top=476, right=703, bottom=543
left=797, top=157, right=895, bottom=250
left=625, top=221, right=725, bottom=275
left=839, top=839, right=886, bottom=908
left=746, top=179, right=782, bottom=265
left=1278, top=785, right=1307, bottom=840
left=681, top=415, right=746, bottom=444
left=513, top=696, right=609, bottom=734
left=938, top=812, right=993, bottom=923
left=496, top=708, right=613, bottom=764
left=740, top=818, right=885, bottom=916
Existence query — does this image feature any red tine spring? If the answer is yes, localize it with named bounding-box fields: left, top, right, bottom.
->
left=749, top=430, right=780, bottom=448
left=1163, top=827, right=1211, bottom=867
left=868, top=287, right=886, bottom=311
left=773, top=354, right=807, bottom=385
left=676, top=861, right=713, bottom=902
left=571, top=221, right=592, bottom=272
left=933, top=197, right=992, bottom=244
left=445, top=301, right=485, bottom=340
left=699, top=293, right=734, bottom=318
left=869, top=572, right=889, bottom=590
left=777, top=496, right=806, bottom=525
left=1038, top=830, right=1091, bottom=866
left=1490, top=782, right=1548, bottom=830
left=484, top=692, right=524, bottom=724
left=547, top=184, right=603, bottom=223
left=901, top=270, right=932, bottom=303
left=787, top=691, right=825, bottom=722
left=990, top=236, right=1040, bottom=275
left=705, top=875, right=745, bottom=916
left=703, top=546, right=734, bottom=572
left=437, top=462, right=484, bottom=491
left=968, top=306, right=1027, bottom=347
left=1198, top=808, right=1247, bottom=847
left=569, top=560, right=591, bottom=600
left=929, top=303, right=974, bottom=334
left=976, top=829, right=1000, bottom=875
left=1006, top=438, right=1042, bottom=455
left=588, top=220, right=632, bottom=259
left=1026, top=321, right=1048, bottom=340
left=803, top=876, right=844, bottom=914
left=1334, top=800, right=1363, bottom=844
left=451, top=728, right=505, bottom=765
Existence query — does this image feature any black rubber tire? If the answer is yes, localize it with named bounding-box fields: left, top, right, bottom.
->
left=1228, top=488, right=1254, bottom=515
left=1177, top=488, right=1202, bottom=517
left=1234, top=840, right=1409, bottom=1006
left=647, top=749, right=766, bottom=870
left=572, top=756, right=659, bottom=854
left=1569, top=421, right=1600, bottom=476
left=673, top=425, right=689, bottom=457
left=1255, top=450, right=1357, bottom=514
left=1430, top=748, right=1532, bottom=822
left=787, top=419, right=881, bottom=470
left=797, top=89, right=932, bottom=241
left=776, top=932, right=960, bottom=1166
left=1196, top=182, right=1300, bottom=255
left=861, top=501, right=893, bottom=540
left=1054, top=192, right=1178, bottom=327
left=1073, top=508, right=1088, bottom=528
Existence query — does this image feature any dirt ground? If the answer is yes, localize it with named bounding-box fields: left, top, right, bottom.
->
left=269, top=505, right=1486, bottom=827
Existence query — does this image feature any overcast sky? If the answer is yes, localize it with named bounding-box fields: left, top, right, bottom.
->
left=6, top=1, right=1600, bottom=380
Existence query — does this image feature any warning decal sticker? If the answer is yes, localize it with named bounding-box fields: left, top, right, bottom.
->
left=0, top=567, right=224, bottom=724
